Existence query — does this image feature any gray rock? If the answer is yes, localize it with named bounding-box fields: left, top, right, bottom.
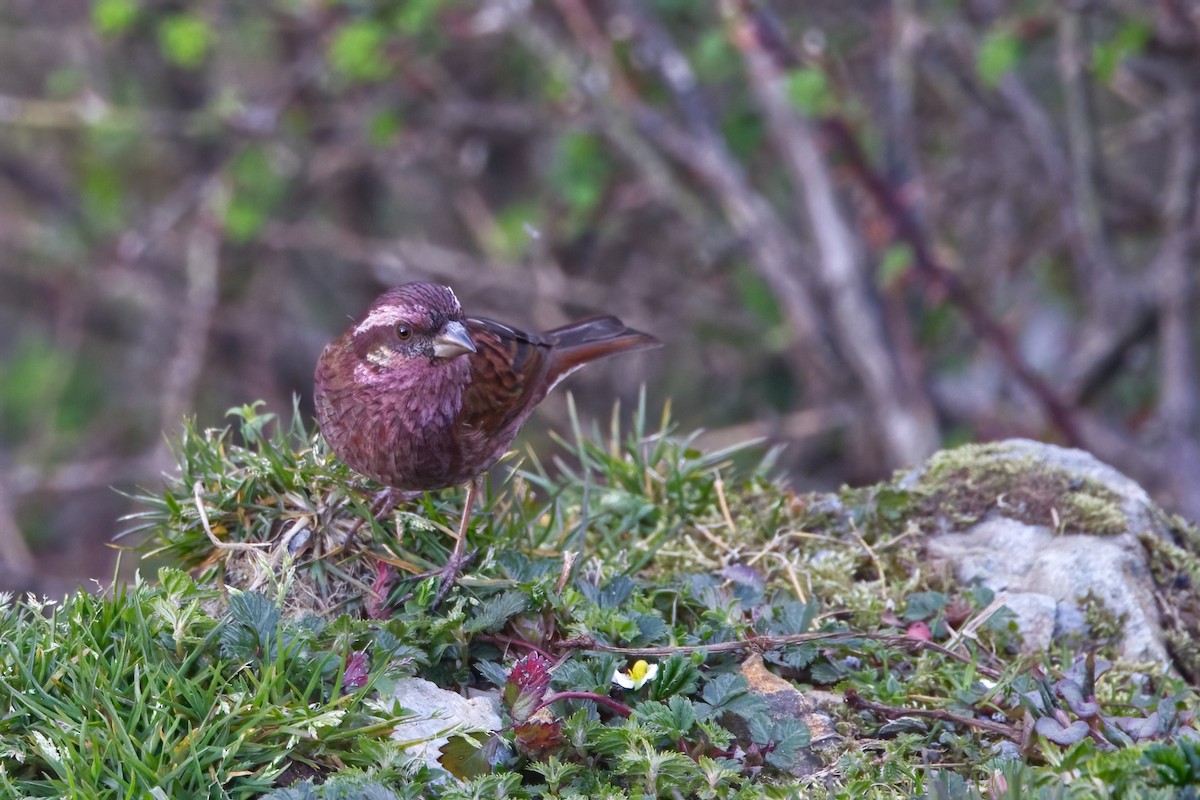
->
left=916, top=440, right=1173, bottom=665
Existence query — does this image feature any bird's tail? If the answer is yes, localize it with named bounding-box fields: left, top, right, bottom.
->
left=545, top=316, right=661, bottom=385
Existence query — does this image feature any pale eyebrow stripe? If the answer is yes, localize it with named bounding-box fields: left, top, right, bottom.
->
left=354, top=305, right=423, bottom=335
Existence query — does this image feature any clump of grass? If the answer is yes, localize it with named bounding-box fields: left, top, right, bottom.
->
left=7, top=397, right=1198, bottom=798
left=0, top=568, right=420, bottom=797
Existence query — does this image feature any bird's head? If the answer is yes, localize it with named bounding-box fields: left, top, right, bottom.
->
left=343, top=283, right=477, bottom=372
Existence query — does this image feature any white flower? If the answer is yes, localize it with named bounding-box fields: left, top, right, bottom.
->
left=612, top=659, right=658, bottom=690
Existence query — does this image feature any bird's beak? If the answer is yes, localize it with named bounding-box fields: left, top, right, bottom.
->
left=432, top=320, right=477, bottom=359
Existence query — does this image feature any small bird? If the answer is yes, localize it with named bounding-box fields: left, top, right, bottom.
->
left=314, top=282, right=660, bottom=600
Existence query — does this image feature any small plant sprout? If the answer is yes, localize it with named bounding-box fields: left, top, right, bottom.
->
left=613, top=660, right=659, bottom=690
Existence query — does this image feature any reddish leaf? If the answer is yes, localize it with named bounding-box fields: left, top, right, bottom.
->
left=514, top=716, right=566, bottom=757
left=503, top=653, right=552, bottom=723
left=906, top=621, right=933, bottom=641
left=343, top=650, right=370, bottom=690
left=366, top=561, right=397, bottom=620
left=944, top=596, right=973, bottom=627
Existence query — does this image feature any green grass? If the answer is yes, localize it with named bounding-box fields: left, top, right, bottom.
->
left=1, top=396, right=1197, bottom=798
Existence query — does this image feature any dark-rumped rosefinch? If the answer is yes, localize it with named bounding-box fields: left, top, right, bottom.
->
left=314, top=282, right=659, bottom=600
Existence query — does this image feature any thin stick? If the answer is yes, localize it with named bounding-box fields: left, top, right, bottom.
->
left=193, top=482, right=270, bottom=552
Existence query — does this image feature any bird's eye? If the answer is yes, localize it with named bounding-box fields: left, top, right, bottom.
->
left=395, top=323, right=412, bottom=340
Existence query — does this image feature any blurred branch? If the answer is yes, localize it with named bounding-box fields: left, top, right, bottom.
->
left=0, top=485, right=35, bottom=574
left=1056, top=5, right=1118, bottom=308
left=820, top=113, right=1082, bottom=445
left=586, top=1, right=838, bottom=396
left=257, top=221, right=659, bottom=325
left=726, top=0, right=941, bottom=467
left=1150, top=91, right=1200, bottom=520
left=158, top=186, right=223, bottom=437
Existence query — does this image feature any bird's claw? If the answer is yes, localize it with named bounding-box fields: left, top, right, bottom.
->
left=408, top=547, right=476, bottom=607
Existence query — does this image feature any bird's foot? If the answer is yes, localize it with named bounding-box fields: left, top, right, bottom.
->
left=429, top=546, right=477, bottom=607
left=346, top=487, right=416, bottom=540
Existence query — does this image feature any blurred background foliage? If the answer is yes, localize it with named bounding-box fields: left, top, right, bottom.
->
left=1, top=0, right=1198, bottom=590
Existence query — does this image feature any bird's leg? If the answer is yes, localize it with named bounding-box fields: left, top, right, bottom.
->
left=370, top=487, right=409, bottom=519
left=432, top=478, right=479, bottom=605
left=344, top=487, right=411, bottom=542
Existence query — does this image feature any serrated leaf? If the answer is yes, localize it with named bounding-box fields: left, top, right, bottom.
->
left=648, top=654, right=701, bottom=701
left=503, top=653, right=552, bottom=723
left=439, top=732, right=503, bottom=781
left=578, top=575, right=635, bottom=609
left=632, top=612, right=670, bottom=646
left=769, top=600, right=819, bottom=636
left=903, top=591, right=947, bottom=621
left=765, top=718, right=812, bottom=769
left=157, top=567, right=196, bottom=598
left=475, top=660, right=510, bottom=689
left=748, top=713, right=773, bottom=746
left=220, top=591, right=282, bottom=660
left=697, top=674, right=769, bottom=721
left=464, top=590, right=528, bottom=634
left=808, top=659, right=847, bottom=686
left=634, top=696, right=697, bottom=740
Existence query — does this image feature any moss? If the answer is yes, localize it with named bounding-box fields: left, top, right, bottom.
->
left=1077, top=589, right=1128, bottom=657
left=1139, top=528, right=1200, bottom=683
left=910, top=442, right=1128, bottom=535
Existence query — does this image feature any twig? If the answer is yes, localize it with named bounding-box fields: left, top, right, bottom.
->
left=714, top=476, right=737, bottom=532
left=560, top=630, right=1003, bottom=680
left=192, top=482, right=270, bottom=552
left=531, top=690, right=633, bottom=719
left=845, top=688, right=1019, bottom=741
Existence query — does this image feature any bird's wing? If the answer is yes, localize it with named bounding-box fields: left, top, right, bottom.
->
left=461, top=317, right=553, bottom=435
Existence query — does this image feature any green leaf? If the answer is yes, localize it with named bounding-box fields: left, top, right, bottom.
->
left=93, top=0, right=138, bottom=35
left=224, top=147, right=288, bottom=241
left=157, top=567, right=197, bottom=598
left=550, top=132, right=611, bottom=221
left=157, top=14, right=212, bottom=69
left=878, top=243, right=914, bottom=288
left=1092, top=21, right=1151, bottom=84
left=368, top=109, right=403, bottom=147
left=395, top=0, right=443, bottom=35
left=764, top=718, right=811, bottom=769
left=632, top=612, right=671, bottom=646
left=903, top=591, right=947, bottom=622
left=634, top=696, right=697, bottom=740
left=768, top=600, right=818, bottom=636
left=784, top=68, right=832, bottom=115
left=977, top=30, right=1020, bottom=87
left=220, top=591, right=283, bottom=661
left=648, top=655, right=701, bottom=701
left=464, top=590, right=528, bottom=634
left=329, top=20, right=391, bottom=83
left=697, top=674, right=769, bottom=721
